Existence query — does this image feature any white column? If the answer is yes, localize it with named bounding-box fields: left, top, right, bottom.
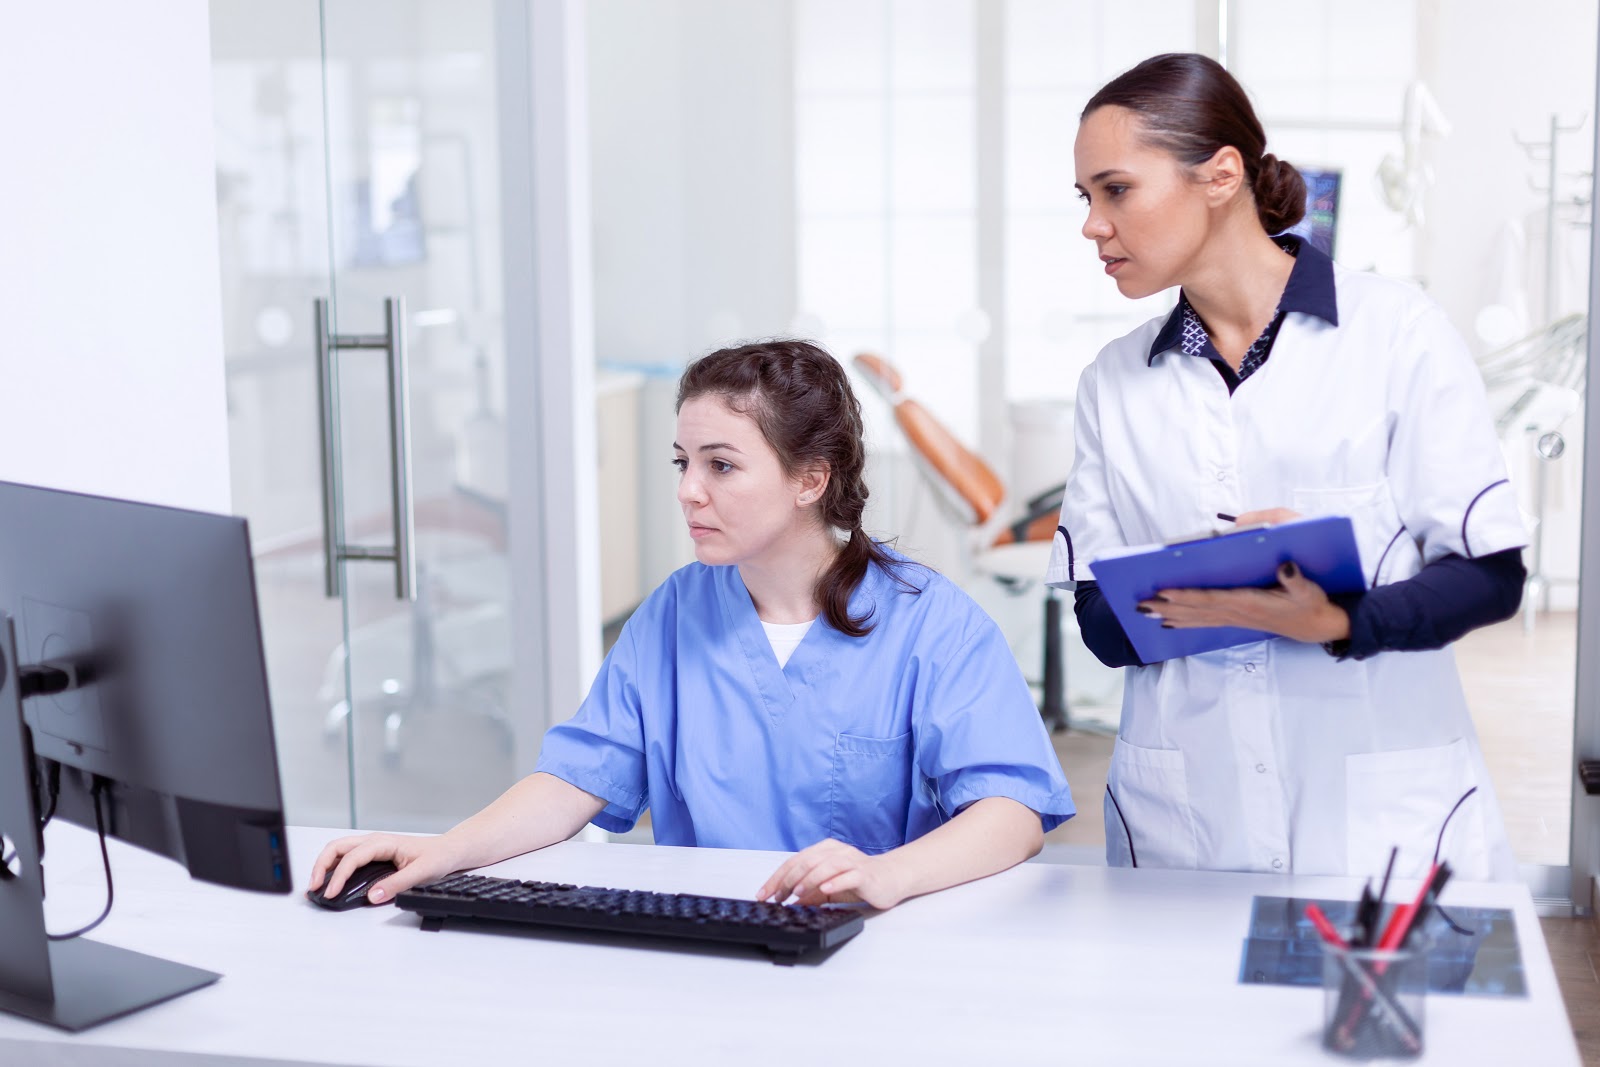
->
left=498, top=0, right=602, bottom=771
left=1569, top=8, right=1600, bottom=914
left=975, top=0, right=1009, bottom=483
left=0, top=1, right=229, bottom=513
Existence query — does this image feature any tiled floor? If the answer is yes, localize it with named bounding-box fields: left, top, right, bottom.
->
left=1457, top=611, right=1577, bottom=868
left=1043, top=725, right=1114, bottom=850
left=1543, top=917, right=1600, bottom=1066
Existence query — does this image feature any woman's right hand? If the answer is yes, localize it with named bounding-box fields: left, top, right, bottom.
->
left=309, top=831, right=467, bottom=905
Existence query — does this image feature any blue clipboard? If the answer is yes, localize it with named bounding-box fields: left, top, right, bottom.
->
left=1089, top=515, right=1368, bottom=663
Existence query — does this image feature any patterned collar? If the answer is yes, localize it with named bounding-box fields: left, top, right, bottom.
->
left=1146, top=233, right=1339, bottom=366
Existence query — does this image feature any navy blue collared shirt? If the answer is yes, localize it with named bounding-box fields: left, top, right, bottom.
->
left=1146, top=234, right=1339, bottom=394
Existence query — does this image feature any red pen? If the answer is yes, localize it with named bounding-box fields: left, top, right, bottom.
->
left=1305, top=902, right=1347, bottom=948
left=1377, top=862, right=1450, bottom=952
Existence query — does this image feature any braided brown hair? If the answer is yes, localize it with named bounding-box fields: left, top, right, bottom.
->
left=676, top=339, right=905, bottom=637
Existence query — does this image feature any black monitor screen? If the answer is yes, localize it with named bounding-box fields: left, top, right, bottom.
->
left=0, top=481, right=289, bottom=893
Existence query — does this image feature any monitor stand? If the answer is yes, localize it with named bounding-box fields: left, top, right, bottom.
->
left=0, top=614, right=220, bottom=1032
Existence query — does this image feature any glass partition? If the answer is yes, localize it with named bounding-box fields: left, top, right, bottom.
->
left=211, top=0, right=548, bottom=831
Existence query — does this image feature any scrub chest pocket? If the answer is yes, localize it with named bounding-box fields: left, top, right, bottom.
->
left=829, top=731, right=915, bottom=853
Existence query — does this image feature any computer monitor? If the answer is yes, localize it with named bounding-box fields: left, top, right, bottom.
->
left=1285, top=166, right=1341, bottom=257
left=0, top=480, right=290, bottom=1031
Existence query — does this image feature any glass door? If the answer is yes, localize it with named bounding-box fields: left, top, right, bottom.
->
left=211, top=0, right=352, bottom=828
left=212, top=0, right=545, bottom=831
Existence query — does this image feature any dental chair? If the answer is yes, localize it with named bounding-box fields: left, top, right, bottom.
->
left=852, top=352, right=1071, bottom=731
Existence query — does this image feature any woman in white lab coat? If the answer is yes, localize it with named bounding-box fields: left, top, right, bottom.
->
left=1047, top=53, right=1527, bottom=881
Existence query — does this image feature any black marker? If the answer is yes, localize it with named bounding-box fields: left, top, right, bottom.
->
left=1216, top=512, right=1237, bottom=523
left=1376, top=846, right=1398, bottom=914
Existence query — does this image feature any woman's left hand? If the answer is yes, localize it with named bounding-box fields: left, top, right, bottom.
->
left=757, top=838, right=907, bottom=910
left=1138, top=560, right=1352, bottom=644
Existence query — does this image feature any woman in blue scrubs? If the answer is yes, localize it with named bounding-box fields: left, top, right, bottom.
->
left=312, top=340, right=1075, bottom=909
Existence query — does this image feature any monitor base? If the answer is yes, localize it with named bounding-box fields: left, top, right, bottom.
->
left=0, top=936, right=219, bottom=1032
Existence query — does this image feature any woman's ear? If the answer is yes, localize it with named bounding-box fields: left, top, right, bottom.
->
left=795, top=465, right=830, bottom=508
left=1196, top=144, right=1246, bottom=206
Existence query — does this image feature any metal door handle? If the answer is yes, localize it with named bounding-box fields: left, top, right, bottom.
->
left=314, top=298, right=341, bottom=598
left=313, top=297, right=417, bottom=601
left=383, top=298, right=417, bottom=600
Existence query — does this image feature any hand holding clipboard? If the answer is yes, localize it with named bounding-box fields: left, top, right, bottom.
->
left=1089, top=513, right=1367, bottom=663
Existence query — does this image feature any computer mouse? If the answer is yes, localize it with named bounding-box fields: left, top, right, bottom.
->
left=306, top=859, right=399, bottom=911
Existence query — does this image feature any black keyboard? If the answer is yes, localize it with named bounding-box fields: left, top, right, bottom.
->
left=394, top=873, right=866, bottom=962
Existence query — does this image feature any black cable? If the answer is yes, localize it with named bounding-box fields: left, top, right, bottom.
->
left=2, top=761, right=62, bottom=881
left=25, top=761, right=62, bottom=877
left=39, top=761, right=61, bottom=826
left=46, top=778, right=114, bottom=941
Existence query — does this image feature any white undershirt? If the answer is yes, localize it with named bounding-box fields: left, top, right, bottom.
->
left=760, top=618, right=816, bottom=669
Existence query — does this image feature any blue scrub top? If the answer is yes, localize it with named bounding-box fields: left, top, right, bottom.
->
left=535, top=552, right=1075, bottom=853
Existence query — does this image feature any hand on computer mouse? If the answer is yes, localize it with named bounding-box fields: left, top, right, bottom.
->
left=308, top=832, right=464, bottom=908
left=306, top=859, right=401, bottom=910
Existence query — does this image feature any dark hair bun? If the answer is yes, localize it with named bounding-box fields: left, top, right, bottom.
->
left=1255, top=153, right=1306, bottom=234
left=1084, top=55, right=1311, bottom=238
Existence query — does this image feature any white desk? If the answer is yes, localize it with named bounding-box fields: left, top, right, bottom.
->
left=0, top=824, right=1578, bottom=1066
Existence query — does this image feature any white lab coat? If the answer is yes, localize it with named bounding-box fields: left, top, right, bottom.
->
left=1047, top=260, right=1526, bottom=881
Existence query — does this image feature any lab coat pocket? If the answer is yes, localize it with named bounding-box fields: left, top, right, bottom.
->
left=1345, top=738, right=1489, bottom=880
left=829, top=731, right=914, bottom=854
left=1104, top=738, right=1199, bottom=869
left=1292, top=479, right=1419, bottom=586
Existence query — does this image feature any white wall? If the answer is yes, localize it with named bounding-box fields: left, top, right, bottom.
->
left=587, top=0, right=799, bottom=596
left=1422, top=0, right=1596, bottom=341
left=1423, top=0, right=1597, bottom=604
left=588, top=0, right=798, bottom=366
left=0, top=1, right=230, bottom=513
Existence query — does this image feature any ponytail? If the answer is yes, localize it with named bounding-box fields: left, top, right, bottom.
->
left=1253, top=152, right=1307, bottom=234
left=818, top=526, right=905, bottom=638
